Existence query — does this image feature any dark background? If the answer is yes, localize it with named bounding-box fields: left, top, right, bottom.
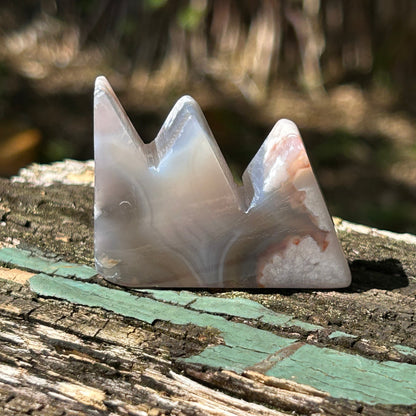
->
left=1, top=0, right=416, bottom=233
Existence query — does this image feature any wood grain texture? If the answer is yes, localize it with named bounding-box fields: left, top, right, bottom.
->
left=1, top=173, right=416, bottom=415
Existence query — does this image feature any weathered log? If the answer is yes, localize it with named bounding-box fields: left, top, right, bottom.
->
left=1, top=161, right=416, bottom=415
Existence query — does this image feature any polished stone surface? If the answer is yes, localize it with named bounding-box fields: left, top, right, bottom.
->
left=94, top=76, right=351, bottom=288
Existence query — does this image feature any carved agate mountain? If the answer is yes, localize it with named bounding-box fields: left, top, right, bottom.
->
left=94, top=76, right=351, bottom=288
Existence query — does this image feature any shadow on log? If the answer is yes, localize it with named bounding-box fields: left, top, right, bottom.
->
left=350, top=258, right=409, bottom=291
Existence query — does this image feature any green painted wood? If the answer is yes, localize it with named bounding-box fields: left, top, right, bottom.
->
left=190, top=296, right=273, bottom=319
left=328, top=330, right=357, bottom=339
left=0, top=248, right=321, bottom=332
left=53, top=262, right=97, bottom=279
left=394, top=344, right=416, bottom=358
left=140, top=289, right=323, bottom=332
left=0, top=247, right=58, bottom=274
left=266, top=344, right=416, bottom=405
left=29, top=274, right=294, bottom=352
left=137, top=289, right=199, bottom=306
left=28, top=273, right=416, bottom=405
left=0, top=247, right=96, bottom=279
left=184, top=345, right=268, bottom=373
left=262, top=316, right=322, bottom=332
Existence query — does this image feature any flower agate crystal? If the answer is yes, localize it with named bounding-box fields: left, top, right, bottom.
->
left=94, top=76, right=351, bottom=288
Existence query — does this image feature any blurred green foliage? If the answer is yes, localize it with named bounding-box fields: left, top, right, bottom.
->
left=177, top=3, right=206, bottom=31
left=145, top=0, right=168, bottom=9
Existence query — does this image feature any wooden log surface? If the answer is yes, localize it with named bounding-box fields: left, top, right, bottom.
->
left=1, top=160, right=416, bottom=415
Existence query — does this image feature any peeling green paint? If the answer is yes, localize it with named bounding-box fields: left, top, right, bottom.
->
left=190, top=296, right=273, bottom=318
left=184, top=345, right=268, bottom=373
left=0, top=247, right=96, bottom=279
left=29, top=274, right=294, bottom=352
left=137, top=289, right=198, bottom=306
left=139, top=289, right=323, bottom=332
left=28, top=273, right=416, bottom=405
left=0, top=247, right=318, bottom=331
left=54, top=262, right=97, bottom=279
left=265, top=317, right=322, bottom=332
left=266, top=344, right=416, bottom=405
left=394, top=344, right=416, bottom=358
left=0, top=247, right=58, bottom=274
left=328, top=330, right=357, bottom=339
left=187, top=343, right=416, bottom=405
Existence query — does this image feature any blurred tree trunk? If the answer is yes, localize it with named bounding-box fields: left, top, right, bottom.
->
left=1, top=0, right=415, bottom=99
left=285, top=0, right=325, bottom=96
